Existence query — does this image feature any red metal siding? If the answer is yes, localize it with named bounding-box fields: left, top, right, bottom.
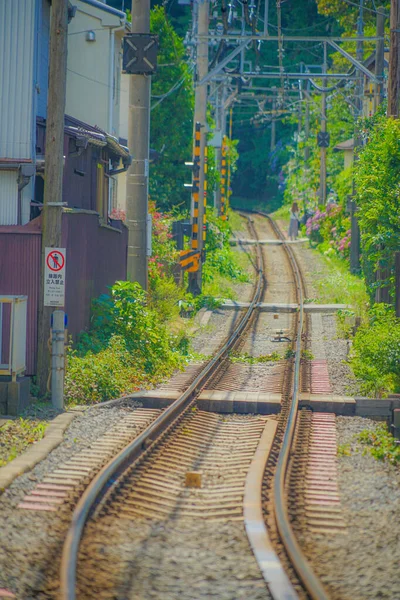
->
left=62, top=211, right=128, bottom=341
left=0, top=212, right=127, bottom=376
left=0, top=227, right=41, bottom=375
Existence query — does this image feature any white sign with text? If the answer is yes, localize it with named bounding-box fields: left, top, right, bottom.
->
left=44, top=247, right=66, bottom=307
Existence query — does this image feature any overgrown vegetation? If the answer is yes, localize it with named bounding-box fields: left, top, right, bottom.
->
left=65, top=208, right=251, bottom=405
left=349, top=305, right=400, bottom=397
left=358, top=425, right=400, bottom=465
left=65, top=280, right=190, bottom=405
left=355, top=110, right=400, bottom=302
left=0, top=418, right=47, bottom=467
left=230, top=351, right=281, bottom=364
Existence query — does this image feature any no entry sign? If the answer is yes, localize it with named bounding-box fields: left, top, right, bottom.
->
left=44, top=247, right=66, bottom=307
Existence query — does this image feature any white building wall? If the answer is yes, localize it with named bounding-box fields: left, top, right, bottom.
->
left=66, top=1, right=125, bottom=134
left=0, top=172, right=18, bottom=225
left=0, top=0, right=36, bottom=159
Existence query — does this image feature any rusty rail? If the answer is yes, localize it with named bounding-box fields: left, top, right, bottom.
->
left=258, top=212, right=330, bottom=600
left=60, top=216, right=264, bottom=600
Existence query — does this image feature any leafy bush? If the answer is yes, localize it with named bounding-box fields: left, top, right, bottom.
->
left=349, top=304, right=400, bottom=397
left=65, top=336, right=148, bottom=405
left=66, top=281, right=191, bottom=405
left=77, top=281, right=185, bottom=375
left=306, top=203, right=351, bottom=260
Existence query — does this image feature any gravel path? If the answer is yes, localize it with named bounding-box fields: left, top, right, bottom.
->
left=298, top=417, right=400, bottom=600
left=0, top=401, right=142, bottom=596
left=291, top=242, right=360, bottom=396
left=78, top=519, right=270, bottom=600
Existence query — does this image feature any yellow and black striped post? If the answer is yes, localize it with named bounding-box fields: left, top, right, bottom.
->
left=191, top=122, right=201, bottom=253
left=226, top=108, right=233, bottom=217
left=220, top=137, right=227, bottom=221
left=203, top=145, right=207, bottom=246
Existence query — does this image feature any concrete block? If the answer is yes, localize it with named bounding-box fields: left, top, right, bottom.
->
left=7, top=377, right=31, bottom=416
left=355, top=397, right=392, bottom=418
left=299, top=394, right=356, bottom=416
left=0, top=383, right=8, bottom=415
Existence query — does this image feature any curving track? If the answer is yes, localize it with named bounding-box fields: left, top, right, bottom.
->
left=59, top=213, right=331, bottom=600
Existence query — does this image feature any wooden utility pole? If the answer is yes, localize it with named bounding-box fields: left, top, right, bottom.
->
left=375, top=7, right=386, bottom=109
left=304, top=94, right=310, bottom=161
left=349, top=200, right=361, bottom=274
left=215, top=83, right=226, bottom=214
left=189, top=0, right=209, bottom=295
left=395, top=252, right=400, bottom=317
left=126, top=0, right=151, bottom=289
left=388, top=0, right=400, bottom=117
left=270, top=98, right=276, bottom=151
left=319, top=42, right=327, bottom=205
left=37, top=0, right=68, bottom=395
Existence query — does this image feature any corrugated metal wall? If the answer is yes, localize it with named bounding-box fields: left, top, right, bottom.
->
left=62, top=211, right=128, bottom=340
left=0, top=212, right=127, bottom=375
left=0, top=0, right=36, bottom=159
left=0, top=171, right=18, bottom=224
left=0, top=224, right=41, bottom=374
left=36, top=0, right=50, bottom=119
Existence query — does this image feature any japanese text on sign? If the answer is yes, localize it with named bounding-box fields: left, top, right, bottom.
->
left=44, top=248, right=66, bottom=307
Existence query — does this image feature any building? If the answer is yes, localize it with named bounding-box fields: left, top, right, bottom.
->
left=0, top=0, right=131, bottom=382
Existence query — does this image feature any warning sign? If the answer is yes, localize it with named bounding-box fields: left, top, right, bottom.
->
left=44, top=247, right=66, bottom=307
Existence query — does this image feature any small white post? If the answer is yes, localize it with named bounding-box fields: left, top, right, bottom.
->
left=51, top=310, right=65, bottom=410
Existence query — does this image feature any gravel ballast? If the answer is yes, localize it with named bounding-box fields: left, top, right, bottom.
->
left=298, top=416, right=400, bottom=600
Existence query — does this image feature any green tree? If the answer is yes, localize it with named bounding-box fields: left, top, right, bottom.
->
left=149, top=6, right=194, bottom=211
left=354, top=111, right=400, bottom=299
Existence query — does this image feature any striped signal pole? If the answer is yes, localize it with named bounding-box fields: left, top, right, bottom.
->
left=188, top=0, right=209, bottom=295
left=220, top=138, right=227, bottom=220
left=203, top=145, right=208, bottom=244
left=226, top=108, right=233, bottom=217
left=191, top=122, right=201, bottom=254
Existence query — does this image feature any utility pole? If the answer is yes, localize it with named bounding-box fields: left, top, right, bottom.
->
left=304, top=93, right=310, bottom=161
left=375, top=7, right=385, bottom=109
left=270, top=98, right=276, bottom=151
left=355, top=0, right=364, bottom=121
left=37, top=0, right=68, bottom=396
left=388, top=0, right=400, bottom=117
left=126, top=0, right=151, bottom=289
left=189, top=0, right=209, bottom=295
left=214, top=83, right=224, bottom=213
left=348, top=0, right=364, bottom=274
left=395, top=252, right=400, bottom=318
left=319, top=42, right=327, bottom=205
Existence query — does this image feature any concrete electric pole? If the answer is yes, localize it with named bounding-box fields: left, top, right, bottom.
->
left=37, top=0, right=68, bottom=396
left=319, top=42, right=328, bottom=205
left=126, top=0, right=152, bottom=289
left=388, top=0, right=400, bottom=117
left=375, top=6, right=386, bottom=109
left=189, top=0, right=209, bottom=295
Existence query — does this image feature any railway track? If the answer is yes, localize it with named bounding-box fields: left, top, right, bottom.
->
left=58, top=212, right=332, bottom=600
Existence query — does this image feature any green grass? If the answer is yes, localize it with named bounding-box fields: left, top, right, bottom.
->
left=313, top=253, right=369, bottom=317
left=0, top=418, right=48, bottom=467
left=228, top=210, right=248, bottom=232
left=270, top=204, right=290, bottom=220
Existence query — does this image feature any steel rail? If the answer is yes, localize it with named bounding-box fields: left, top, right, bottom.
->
left=60, top=218, right=264, bottom=600
left=259, top=212, right=330, bottom=600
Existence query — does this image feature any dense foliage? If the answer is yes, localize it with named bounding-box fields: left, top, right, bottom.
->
left=350, top=305, right=400, bottom=397
left=354, top=112, right=400, bottom=300
left=148, top=7, right=194, bottom=211
left=65, top=281, right=189, bottom=404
